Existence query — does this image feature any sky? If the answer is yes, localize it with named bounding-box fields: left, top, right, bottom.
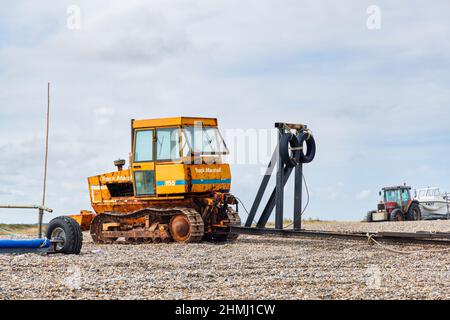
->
left=1, top=0, right=450, bottom=223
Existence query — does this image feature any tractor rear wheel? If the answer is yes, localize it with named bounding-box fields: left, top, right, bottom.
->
left=389, top=209, right=404, bottom=222
left=407, top=202, right=422, bottom=221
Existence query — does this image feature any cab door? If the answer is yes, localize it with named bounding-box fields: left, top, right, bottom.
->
left=132, top=129, right=156, bottom=197
left=401, top=188, right=411, bottom=211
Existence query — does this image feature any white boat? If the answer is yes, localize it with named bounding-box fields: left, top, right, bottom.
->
left=415, top=187, right=450, bottom=220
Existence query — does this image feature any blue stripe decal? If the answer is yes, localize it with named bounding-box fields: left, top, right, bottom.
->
left=192, top=179, right=231, bottom=184
left=156, top=179, right=231, bottom=186
left=156, top=180, right=187, bottom=186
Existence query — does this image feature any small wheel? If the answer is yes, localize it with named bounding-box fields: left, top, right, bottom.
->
left=169, top=214, right=192, bottom=242
left=389, top=209, right=404, bottom=222
left=366, top=210, right=375, bottom=222
left=407, top=202, right=422, bottom=221
left=46, top=216, right=83, bottom=254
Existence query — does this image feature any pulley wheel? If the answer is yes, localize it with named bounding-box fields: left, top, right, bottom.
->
left=297, top=131, right=316, bottom=164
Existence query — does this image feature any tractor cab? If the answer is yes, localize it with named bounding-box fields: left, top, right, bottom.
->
left=130, top=117, right=231, bottom=197
left=380, top=186, right=412, bottom=213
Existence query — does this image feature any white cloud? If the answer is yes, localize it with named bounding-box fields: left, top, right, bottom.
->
left=355, top=190, right=371, bottom=200
left=93, top=107, right=115, bottom=126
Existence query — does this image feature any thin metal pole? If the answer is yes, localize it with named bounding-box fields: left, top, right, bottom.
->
left=38, top=208, right=44, bottom=238
left=39, top=82, right=51, bottom=238
left=0, top=204, right=52, bottom=211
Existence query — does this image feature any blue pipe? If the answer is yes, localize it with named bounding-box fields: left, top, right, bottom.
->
left=0, top=238, right=51, bottom=249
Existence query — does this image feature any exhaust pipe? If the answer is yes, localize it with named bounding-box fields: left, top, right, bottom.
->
left=114, top=159, right=126, bottom=171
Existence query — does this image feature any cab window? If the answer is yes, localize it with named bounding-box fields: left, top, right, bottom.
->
left=385, top=190, right=400, bottom=203
left=182, top=126, right=228, bottom=154
left=134, top=130, right=153, bottom=162
left=134, top=171, right=155, bottom=195
left=156, top=128, right=180, bottom=161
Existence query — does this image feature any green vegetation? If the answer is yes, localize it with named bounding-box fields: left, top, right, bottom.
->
left=303, top=217, right=325, bottom=223
left=264, top=217, right=327, bottom=227
left=0, top=224, right=41, bottom=235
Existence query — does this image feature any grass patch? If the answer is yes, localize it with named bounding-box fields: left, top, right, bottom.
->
left=264, top=218, right=328, bottom=227
left=0, top=224, right=41, bottom=235
left=303, top=217, right=326, bottom=223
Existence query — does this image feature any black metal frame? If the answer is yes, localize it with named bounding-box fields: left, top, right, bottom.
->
left=245, top=122, right=307, bottom=231
left=234, top=122, right=450, bottom=246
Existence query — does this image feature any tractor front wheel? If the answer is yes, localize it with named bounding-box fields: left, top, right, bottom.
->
left=407, top=202, right=422, bottom=221
left=389, top=209, right=404, bottom=222
left=366, top=211, right=375, bottom=222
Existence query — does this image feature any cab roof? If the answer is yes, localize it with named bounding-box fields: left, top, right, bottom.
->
left=382, top=186, right=411, bottom=191
left=132, top=117, right=218, bottom=129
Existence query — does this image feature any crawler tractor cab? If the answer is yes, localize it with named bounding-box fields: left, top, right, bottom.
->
left=71, top=117, right=241, bottom=243
left=366, top=185, right=422, bottom=222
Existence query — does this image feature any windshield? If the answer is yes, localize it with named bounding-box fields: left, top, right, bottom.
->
left=385, top=190, right=400, bottom=203
left=182, top=126, right=228, bottom=155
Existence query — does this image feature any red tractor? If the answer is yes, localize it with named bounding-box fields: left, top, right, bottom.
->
left=366, top=185, right=422, bottom=222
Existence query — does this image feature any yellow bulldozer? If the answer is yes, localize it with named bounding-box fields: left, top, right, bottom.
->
left=71, top=117, right=241, bottom=243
